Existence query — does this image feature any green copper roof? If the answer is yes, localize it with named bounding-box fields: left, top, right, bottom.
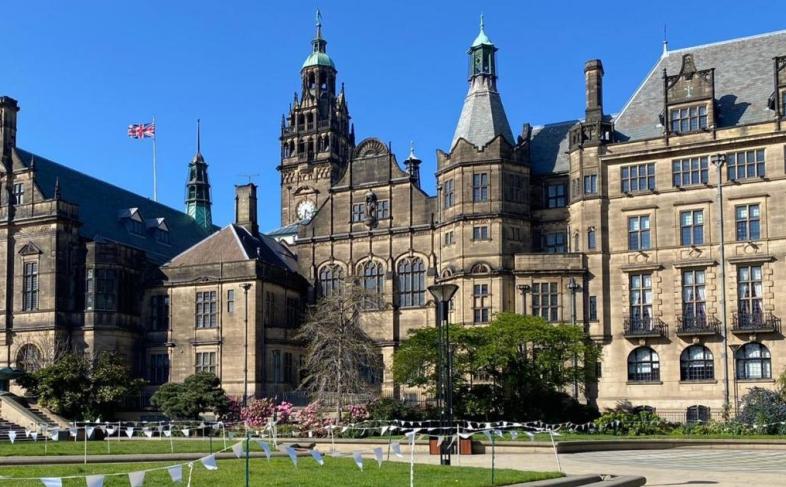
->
left=472, top=15, right=494, bottom=47
left=302, top=51, right=335, bottom=69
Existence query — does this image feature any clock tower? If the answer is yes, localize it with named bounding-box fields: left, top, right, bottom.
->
left=279, top=11, right=354, bottom=226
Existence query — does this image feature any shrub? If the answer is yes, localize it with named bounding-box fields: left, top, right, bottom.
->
left=295, top=401, right=334, bottom=437
left=221, top=397, right=242, bottom=424
left=276, top=401, right=294, bottom=424
left=240, top=398, right=276, bottom=427
left=150, top=372, right=228, bottom=420
left=738, top=387, right=786, bottom=433
left=594, top=409, right=670, bottom=435
left=347, top=404, right=369, bottom=423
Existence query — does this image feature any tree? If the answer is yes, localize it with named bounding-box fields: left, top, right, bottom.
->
left=393, top=312, right=601, bottom=421
left=17, top=351, right=145, bottom=420
left=150, top=372, right=229, bottom=420
left=296, top=281, right=382, bottom=418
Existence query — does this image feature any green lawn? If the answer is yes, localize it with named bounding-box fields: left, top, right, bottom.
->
left=0, top=457, right=560, bottom=486
left=0, top=439, right=232, bottom=456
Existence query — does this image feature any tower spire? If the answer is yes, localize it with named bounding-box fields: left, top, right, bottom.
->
left=196, top=118, right=201, bottom=154
left=185, top=124, right=212, bottom=231
left=316, top=9, right=322, bottom=40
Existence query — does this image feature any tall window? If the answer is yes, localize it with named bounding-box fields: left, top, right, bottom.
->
left=318, top=264, right=344, bottom=297
left=736, top=342, right=771, bottom=380
left=150, top=295, right=169, bottom=331
left=284, top=352, right=293, bottom=384
left=272, top=350, right=282, bottom=382
left=587, top=227, right=596, bottom=250
left=195, top=291, right=217, bottom=328
left=627, top=347, right=660, bottom=382
left=226, top=289, right=235, bottom=314
left=629, top=273, right=652, bottom=326
left=531, top=282, right=558, bottom=322
left=472, top=226, right=489, bottom=241
left=682, top=270, right=706, bottom=327
left=670, top=105, right=708, bottom=133
left=16, top=344, right=42, bottom=372
left=22, top=262, right=39, bottom=311
left=265, top=291, right=274, bottom=325
left=727, top=149, right=765, bottom=181
left=149, top=353, right=169, bottom=385
left=621, top=163, right=655, bottom=193
left=737, top=265, right=763, bottom=320
left=583, top=174, right=598, bottom=195
left=735, top=204, right=760, bottom=241
left=505, top=174, right=525, bottom=202
left=398, top=257, right=425, bottom=308
left=546, top=183, right=567, bottom=208
left=360, top=261, right=384, bottom=309
left=351, top=203, right=365, bottom=222
left=627, top=216, right=651, bottom=250
left=195, top=351, right=216, bottom=374
left=472, top=173, right=488, bottom=202
left=672, top=157, right=709, bottom=187
left=377, top=200, right=390, bottom=219
left=443, top=179, right=455, bottom=208
left=93, top=269, right=117, bottom=311
left=473, top=284, right=489, bottom=323
left=680, top=345, right=713, bottom=381
left=680, top=210, right=704, bottom=246
left=286, top=297, right=300, bottom=328
left=12, top=183, right=24, bottom=205
left=544, top=232, right=567, bottom=253
left=589, top=296, right=597, bottom=321
left=443, top=231, right=454, bottom=247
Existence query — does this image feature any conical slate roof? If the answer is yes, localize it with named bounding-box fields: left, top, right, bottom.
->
left=451, top=77, right=515, bottom=149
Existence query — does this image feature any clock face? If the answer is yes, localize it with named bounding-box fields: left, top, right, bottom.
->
left=296, top=200, right=316, bottom=222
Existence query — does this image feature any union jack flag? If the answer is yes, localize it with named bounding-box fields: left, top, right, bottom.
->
left=128, top=122, right=155, bottom=139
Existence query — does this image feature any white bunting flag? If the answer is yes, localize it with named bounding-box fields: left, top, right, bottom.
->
left=380, top=426, right=388, bottom=436
left=340, top=426, right=349, bottom=433
left=310, top=449, right=324, bottom=465
left=24, top=429, right=31, bottom=438
left=510, top=431, right=519, bottom=440
left=352, top=451, right=363, bottom=471
left=482, top=431, right=492, bottom=443
left=524, top=431, right=535, bottom=441
left=495, top=429, right=504, bottom=438
left=106, top=426, right=116, bottom=436
left=31, top=431, right=38, bottom=441
left=285, top=446, right=298, bottom=466
left=168, top=465, right=182, bottom=482
left=128, top=470, right=145, bottom=487
left=68, top=427, right=77, bottom=438
left=163, top=429, right=172, bottom=438
left=459, top=431, right=474, bottom=439
left=200, top=454, right=218, bottom=471
left=232, top=442, right=244, bottom=458
left=125, top=427, right=135, bottom=438
left=49, top=429, right=59, bottom=441
left=40, top=478, right=62, bottom=487
left=143, top=428, right=153, bottom=439
left=181, top=428, right=190, bottom=438
left=86, top=427, right=95, bottom=440
left=308, top=430, right=313, bottom=438
left=391, top=441, right=403, bottom=458
left=436, top=435, right=444, bottom=446
left=258, top=441, right=271, bottom=460
left=7, top=430, right=15, bottom=444
left=373, top=447, right=384, bottom=467
left=85, top=474, right=104, bottom=487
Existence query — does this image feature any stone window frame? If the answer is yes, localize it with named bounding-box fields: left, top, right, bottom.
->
left=195, top=290, right=218, bottom=329
left=443, top=230, right=455, bottom=247
left=472, top=282, right=490, bottom=324
left=543, top=231, right=567, bottom=253
left=443, top=179, right=455, bottom=208
left=727, top=148, right=765, bottom=182
left=318, top=262, right=345, bottom=298
left=627, top=346, right=660, bottom=382
left=531, top=282, right=559, bottom=322
left=735, top=342, right=771, bottom=380
left=686, top=405, right=711, bottom=424
left=12, top=182, right=24, bottom=205
left=734, top=203, right=761, bottom=241
left=150, top=294, right=169, bottom=331
left=681, top=269, right=707, bottom=327
left=669, top=103, right=708, bottom=134
left=628, top=273, right=653, bottom=326
left=620, top=163, right=656, bottom=194
left=587, top=227, right=597, bottom=250
left=472, top=225, right=489, bottom=241
left=397, top=256, right=426, bottom=309
left=195, top=350, right=217, bottom=375
left=545, top=182, right=567, bottom=208
left=351, top=203, right=365, bottom=223
left=680, top=344, right=714, bottom=382
left=148, top=351, right=170, bottom=385
left=472, top=173, right=489, bottom=203
left=583, top=174, right=598, bottom=195
left=627, top=215, right=651, bottom=251
left=226, top=289, right=235, bottom=314
left=672, top=156, right=709, bottom=187
left=21, top=259, right=39, bottom=312
left=679, top=209, right=705, bottom=246
left=358, top=260, right=385, bottom=309
left=736, top=264, right=763, bottom=320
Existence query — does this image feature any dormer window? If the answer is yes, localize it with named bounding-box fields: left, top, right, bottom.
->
left=146, top=218, right=170, bottom=244
left=118, top=208, right=145, bottom=236
left=670, top=105, right=708, bottom=133
left=12, top=183, right=23, bottom=205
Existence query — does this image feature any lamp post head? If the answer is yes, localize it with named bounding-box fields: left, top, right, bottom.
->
left=711, top=153, right=726, bottom=168
left=518, top=284, right=531, bottom=294
left=240, top=283, right=252, bottom=292
left=568, top=277, right=580, bottom=291
left=428, top=283, right=459, bottom=303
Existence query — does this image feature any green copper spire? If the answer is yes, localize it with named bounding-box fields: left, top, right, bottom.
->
left=471, top=14, right=493, bottom=47
left=302, top=9, right=335, bottom=69
left=185, top=119, right=212, bottom=230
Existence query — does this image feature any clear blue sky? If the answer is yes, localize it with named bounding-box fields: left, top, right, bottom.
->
left=4, top=1, right=784, bottom=231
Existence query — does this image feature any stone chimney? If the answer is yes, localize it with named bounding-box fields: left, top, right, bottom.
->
left=584, top=60, right=604, bottom=122
left=405, top=143, right=422, bottom=189
left=0, top=97, right=19, bottom=164
left=235, top=183, right=258, bottom=237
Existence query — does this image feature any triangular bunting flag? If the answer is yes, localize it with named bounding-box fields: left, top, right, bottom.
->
left=163, top=430, right=172, bottom=438
left=232, top=442, right=244, bottom=458
left=510, top=431, right=519, bottom=440
left=285, top=446, right=298, bottom=466
left=200, top=454, right=218, bottom=471
left=482, top=431, right=492, bottom=443
left=352, top=451, right=363, bottom=471
left=24, top=429, right=31, bottom=438
left=524, top=431, right=535, bottom=440
left=257, top=441, right=271, bottom=460
left=373, top=447, right=383, bottom=467
left=49, top=429, right=59, bottom=441
left=182, top=428, right=190, bottom=437
left=86, top=427, right=95, bottom=439
left=106, top=426, right=116, bottom=436
left=128, top=470, right=145, bottom=487
left=7, top=430, right=15, bottom=444
left=125, top=427, right=135, bottom=438
left=85, top=474, right=104, bottom=487
left=31, top=431, right=38, bottom=441
left=40, top=478, right=62, bottom=487
left=168, top=465, right=183, bottom=482
left=391, top=441, right=403, bottom=458
left=380, top=426, right=388, bottom=436
left=310, top=449, right=324, bottom=466
left=143, top=428, right=153, bottom=439
left=68, top=427, right=77, bottom=438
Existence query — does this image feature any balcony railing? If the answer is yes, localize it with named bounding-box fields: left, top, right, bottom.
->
left=732, top=311, right=781, bottom=333
left=624, top=316, right=669, bottom=338
left=676, top=315, right=720, bottom=336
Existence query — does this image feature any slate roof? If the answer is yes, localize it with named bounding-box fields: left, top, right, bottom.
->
left=615, top=30, right=786, bottom=141
left=529, top=120, right=577, bottom=175
left=165, top=224, right=297, bottom=272
left=451, top=78, right=515, bottom=150
left=15, top=148, right=216, bottom=264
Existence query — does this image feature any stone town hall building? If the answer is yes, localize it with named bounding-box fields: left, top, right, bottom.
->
left=1, top=17, right=786, bottom=420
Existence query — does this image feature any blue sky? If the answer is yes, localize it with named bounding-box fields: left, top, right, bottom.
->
left=4, top=1, right=784, bottom=231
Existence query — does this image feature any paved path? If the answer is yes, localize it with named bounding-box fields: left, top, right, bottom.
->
left=390, top=449, right=786, bottom=486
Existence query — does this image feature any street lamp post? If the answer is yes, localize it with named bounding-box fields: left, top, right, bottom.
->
left=239, top=282, right=252, bottom=487
left=711, top=153, right=731, bottom=415
left=517, top=284, right=531, bottom=315
left=567, top=277, right=581, bottom=399
left=428, top=283, right=459, bottom=466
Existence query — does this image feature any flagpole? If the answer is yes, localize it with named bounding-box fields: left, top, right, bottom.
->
left=152, top=115, right=158, bottom=202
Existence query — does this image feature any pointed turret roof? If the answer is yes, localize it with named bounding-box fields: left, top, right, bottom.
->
left=302, top=9, right=336, bottom=69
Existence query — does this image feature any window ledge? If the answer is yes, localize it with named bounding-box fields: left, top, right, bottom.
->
left=736, top=378, right=775, bottom=384
left=679, top=380, right=717, bottom=384
left=626, top=381, right=663, bottom=385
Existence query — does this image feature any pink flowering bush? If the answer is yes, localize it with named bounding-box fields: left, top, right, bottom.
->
left=347, top=404, right=369, bottom=423
left=221, top=396, right=242, bottom=424
left=240, top=398, right=275, bottom=428
left=275, top=401, right=294, bottom=424
left=295, top=401, right=333, bottom=437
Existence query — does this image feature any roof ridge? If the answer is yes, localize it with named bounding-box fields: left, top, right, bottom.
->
left=163, top=224, right=229, bottom=265
left=668, top=29, right=786, bottom=55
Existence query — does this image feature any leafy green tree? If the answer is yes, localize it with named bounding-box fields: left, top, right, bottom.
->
left=150, top=372, right=229, bottom=420
left=17, top=352, right=145, bottom=420
left=393, top=312, right=601, bottom=421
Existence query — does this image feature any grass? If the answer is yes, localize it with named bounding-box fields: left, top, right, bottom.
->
left=0, top=439, right=232, bottom=457
left=0, top=457, right=561, bottom=486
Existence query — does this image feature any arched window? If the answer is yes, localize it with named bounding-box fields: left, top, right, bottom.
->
left=398, top=257, right=426, bottom=308
left=360, top=261, right=384, bottom=309
left=627, top=347, right=660, bottom=382
left=686, top=405, right=711, bottom=424
left=736, top=342, right=771, bottom=379
left=470, top=263, right=491, bottom=274
left=16, top=344, right=42, bottom=372
left=633, top=405, right=655, bottom=415
left=680, top=345, right=714, bottom=381
left=318, top=264, right=344, bottom=298
left=440, top=267, right=454, bottom=279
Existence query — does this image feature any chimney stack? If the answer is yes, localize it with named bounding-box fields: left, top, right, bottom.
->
left=235, top=183, right=258, bottom=236
left=584, top=59, right=604, bottom=122
left=0, top=97, right=19, bottom=164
